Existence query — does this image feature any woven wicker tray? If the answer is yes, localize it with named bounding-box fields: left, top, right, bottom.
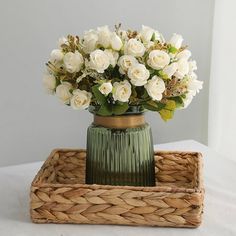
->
left=30, top=149, right=204, bottom=227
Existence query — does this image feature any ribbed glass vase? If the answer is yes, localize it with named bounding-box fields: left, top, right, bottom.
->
left=86, top=107, right=155, bottom=186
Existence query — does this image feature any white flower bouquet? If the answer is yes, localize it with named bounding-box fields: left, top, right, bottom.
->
left=43, top=24, right=203, bottom=120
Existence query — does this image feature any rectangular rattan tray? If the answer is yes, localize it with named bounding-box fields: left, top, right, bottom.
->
left=30, top=149, right=204, bottom=227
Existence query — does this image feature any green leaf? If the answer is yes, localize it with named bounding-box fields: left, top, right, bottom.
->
left=159, top=109, right=174, bottom=121
left=168, top=46, right=178, bottom=54
left=97, top=104, right=112, bottom=116
left=148, top=68, right=156, bottom=75
left=151, top=32, right=156, bottom=41
left=141, top=90, right=149, bottom=99
left=158, top=70, right=170, bottom=80
left=55, top=78, right=61, bottom=87
left=169, top=96, right=184, bottom=108
left=131, top=86, right=138, bottom=98
left=158, top=100, right=177, bottom=121
left=92, top=85, right=107, bottom=105
left=143, top=100, right=165, bottom=111
left=165, top=100, right=176, bottom=110
left=112, top=102, right=129, bottom=115
left=92, top=85, right=114, bottom=116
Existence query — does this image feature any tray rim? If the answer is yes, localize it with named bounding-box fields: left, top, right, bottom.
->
left=31, top=148, right=204, bottom=194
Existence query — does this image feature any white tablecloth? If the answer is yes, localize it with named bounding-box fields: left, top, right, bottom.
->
left=0, top=140, right=236, bottom=236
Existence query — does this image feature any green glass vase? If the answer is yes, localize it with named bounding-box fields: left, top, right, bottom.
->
left=86, top=108, right=155, bottom=186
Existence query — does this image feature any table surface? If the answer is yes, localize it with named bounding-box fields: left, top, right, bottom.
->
left=0, top=140, right=236, bottom=236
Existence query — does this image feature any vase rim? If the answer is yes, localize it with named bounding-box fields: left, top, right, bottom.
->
left=88, top=105, right=145, bottom=116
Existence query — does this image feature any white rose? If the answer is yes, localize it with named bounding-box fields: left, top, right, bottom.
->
left=190, top=72, right=198, bottom=80
left=188, top=60, right=197, bottom=74
left=146, top=41, right=154, bottom=49
left=118, top=55, right=138, bottom=74
left=176, top=49, right=191, bottom=60
left=154, top=31, right=165, bottom=43
left=140, top=25, right=155, bottom=43
left=97, top=25, right=111, bottom=48
left=99, top=82, right=113, bottom=96
left=63, top=51, right=84, bottom=73
left=70, top=89, right=92, bottom=110
left=181, top=75, right=203, bottom=109
left=174, top=59, right=189, bottom=79
left=89, top=49, right=110, bottom=73
left=183, top=78, right=203, bottom=109
left=104, top=49, right=119, bottom=67
left=113, top=80, right=131, bottom=102
left=144, top=76, right=165, bottom=101
left=58, top=37, right=68, bottom=48
left=183, top=92, right=194, bottom=109
left=110, top=33, right=123, bottom=51
left=188, top=78, right=203, bottom=96
left=50, top=49, right=64, bottom=64
left=162, top=62, right=178, bottom=78
left=168, top=33, right=183, bottom=49
left=118, top=30, right=128, bottom=40
left=56, top=82, right=72, bottom=104
left=82, top=30, right=98, bottom=54
left=147, top=50, right=170, bottom=70
left=43, top=74, right=56, bottom=94
left=128, top=64, right=150, bottom=86
left=140, top=25, right=164, bottom=44
left=124, top=38, right=146, bottom=57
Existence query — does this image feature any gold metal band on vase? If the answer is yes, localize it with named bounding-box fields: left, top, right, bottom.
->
left=93, top=114, right=145, bottom=129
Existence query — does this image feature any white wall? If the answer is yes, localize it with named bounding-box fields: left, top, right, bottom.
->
left=0, top=0, right=214, bottom=166
left=209, top=0, right=236, bottom=160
